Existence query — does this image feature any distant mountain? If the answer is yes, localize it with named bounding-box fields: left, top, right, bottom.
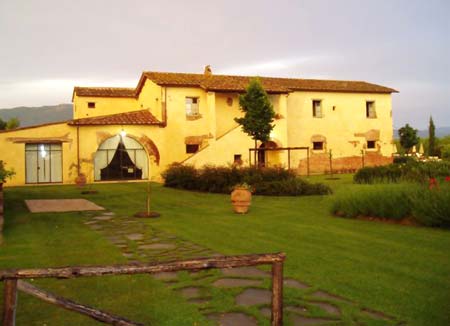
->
left=394, top=127, right=450, bottom=139
left=0, top=104, right=73, bottom=127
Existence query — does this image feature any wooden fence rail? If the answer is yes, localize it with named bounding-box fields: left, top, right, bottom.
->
left=2, top=252, right=286, bottom=326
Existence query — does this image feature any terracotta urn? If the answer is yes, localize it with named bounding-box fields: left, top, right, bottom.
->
left=75, top=173, right=87, bottom=188
left=231, top=187, right=252, bottom=214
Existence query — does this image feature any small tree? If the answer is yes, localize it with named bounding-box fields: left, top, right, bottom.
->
left=6, top=117, right=20, bottom=130
left=398, top=123, right=419, bottom=154
left=235, top=78, right=275, bottom=166
left=428, top=116, right=436, bottom=156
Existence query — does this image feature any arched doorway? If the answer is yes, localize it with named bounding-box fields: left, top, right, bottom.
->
left=94, top=135, right=148, bottom=181
left=258, top=141, right=279, bottom=167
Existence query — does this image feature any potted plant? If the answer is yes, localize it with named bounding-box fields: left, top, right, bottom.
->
left=230, top=183, right=253, bottom=214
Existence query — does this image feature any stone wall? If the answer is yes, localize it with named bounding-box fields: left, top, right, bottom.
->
left=298, top=152, right=393, bottom=175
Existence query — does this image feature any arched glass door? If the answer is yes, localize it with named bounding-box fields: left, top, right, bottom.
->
left=94, top=135, right=148, bottom=181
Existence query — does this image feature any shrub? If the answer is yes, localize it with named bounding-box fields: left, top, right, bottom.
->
left=332, top=181, right=450, bottom=228
left=331, top=184, right=413, bottom=220
left=354, top=161, right=450, bottom=184
left=410, top=182, right=450, bottom=228
left=161, top=163, right=198, bottom=190
left=0, top=160, right=15, bottom=184
left=253, top=179, right=332, bottom=196
left=162, top=164, right=331, bottom=196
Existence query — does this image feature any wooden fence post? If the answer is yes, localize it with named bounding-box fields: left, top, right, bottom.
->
left=271, top=261, right=283, bottom=326
left=3, top=279, right=18, bottom=326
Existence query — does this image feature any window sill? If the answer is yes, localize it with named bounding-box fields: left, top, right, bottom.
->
left=186, top=114, right=202, bottom=121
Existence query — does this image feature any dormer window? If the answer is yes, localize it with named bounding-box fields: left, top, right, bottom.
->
left=88, top=102, right=96, bottom=109
left=185, top=97, right=199, bottom=117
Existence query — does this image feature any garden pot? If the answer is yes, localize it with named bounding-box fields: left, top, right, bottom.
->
left=231, top=187, right=252, bottom=214
left=75, top=174, right=87, bottom=188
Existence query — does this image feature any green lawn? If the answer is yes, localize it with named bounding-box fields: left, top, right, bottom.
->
left=1, top=175, right=449, bottom=325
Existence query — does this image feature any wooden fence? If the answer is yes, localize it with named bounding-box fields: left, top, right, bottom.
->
left=1, top=252, right=286, bottom=326
left=0, top=183, right=4, bottom=234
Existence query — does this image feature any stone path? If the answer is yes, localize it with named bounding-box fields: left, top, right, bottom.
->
left=84, top=211, right=406, bottom=326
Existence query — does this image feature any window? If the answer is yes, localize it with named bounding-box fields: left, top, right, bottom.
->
left=186, top=144, right=199, bottom=154
left=88, top=102, right=96, bottom=109
left=366, top=101, right=376, bottom=118
left=367, top=140, right=376, bottom=149
left=25, top=143, right=62, bottom=183
left=234, top=154, right=243, bottom=165
left=312, top=100, right=323, bottom=118
left=313, top=141, right=324, bottom=150
left=185, top=97, right=199, bottom=117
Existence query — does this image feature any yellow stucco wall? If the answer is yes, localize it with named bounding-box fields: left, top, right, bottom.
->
left=286, top=91, right=394, bottom=168
left=73, top=96, right=138, bottom=119
left=0, top=76, right=395, bottom=186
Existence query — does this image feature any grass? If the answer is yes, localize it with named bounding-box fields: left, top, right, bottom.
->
left=1, top=175, right=449, bottom=325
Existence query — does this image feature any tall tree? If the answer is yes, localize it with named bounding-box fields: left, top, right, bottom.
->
left=428, top=116, right=436, bottom=156
left=6, top=117, right=20, bottom=130
left=398, top=123, right=419, bottom=154
left=235, top=78, right=275, bottom=166
left=0, top=118, right=6, bottom=130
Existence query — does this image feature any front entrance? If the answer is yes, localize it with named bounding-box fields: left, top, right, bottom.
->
left=94, top=135, right=148, bottom=181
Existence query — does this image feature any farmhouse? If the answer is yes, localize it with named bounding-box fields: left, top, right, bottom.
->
left=0, top=66, right=397, bottom=186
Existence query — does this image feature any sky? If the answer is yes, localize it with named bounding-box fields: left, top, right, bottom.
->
left=0, top=0, right=449, bottom=129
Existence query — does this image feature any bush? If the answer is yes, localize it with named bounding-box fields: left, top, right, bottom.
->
left=253, top=179, right=332, bottom=196
left=0, top=160, right=15, bottom=183
left=354, top=161, right=450, bottom=184
left=331, top=181, right=450, bottom=228
left=162, top=164, right=331, bottom=196
left=331, top=184, right=413, bottom=220
left=410, top=183, right=450, bottom=228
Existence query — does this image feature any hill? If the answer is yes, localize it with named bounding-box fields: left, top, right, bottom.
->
left=0, top=104, right=72, bottom=127
left=394, top=127, right=450, bottom=139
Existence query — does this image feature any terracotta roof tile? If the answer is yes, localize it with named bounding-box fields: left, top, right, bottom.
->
left=73, top=87, right=136, bottom=98
left=143, top=72, right=397, bottom=94
left=68, top=110, right=161, bottom=126
left=73, top=71, right=398, bottom=98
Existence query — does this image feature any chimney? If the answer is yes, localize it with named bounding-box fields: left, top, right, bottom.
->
left=204, top=65, right=212, bottom=76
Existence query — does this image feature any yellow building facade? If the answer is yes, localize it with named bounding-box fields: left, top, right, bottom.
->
left=0, top=67, right=397, bottom=186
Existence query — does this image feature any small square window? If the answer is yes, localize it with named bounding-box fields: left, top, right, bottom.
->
left=186, top=144, right=199, bottom=154
left=313, top=141, right=324, bottom=150
left=234, top=154, right=242, bottom=165
left=88, top=102, right=96, bottom=109
left=312, top=100, right=323, bottom=118
left=367, top=140, right=376, bottom=149
left=186, top=97, right=199, bottom=116
left=366, top=101, right=376, bottom=118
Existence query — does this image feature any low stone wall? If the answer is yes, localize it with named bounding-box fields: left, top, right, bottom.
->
left=0, top=183, right=3, bottom=233
left=298, top=152, right=393, bottom=175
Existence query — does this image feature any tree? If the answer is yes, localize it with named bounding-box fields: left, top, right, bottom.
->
left=428, top=116, right=436, bottom=156
left=398, top=124, right=419, bottom=154
left=6, top=117, right=20, bottom=130
left=235, top=78, right=275, bottom=166
left=0, top=118, right=6, bottom=130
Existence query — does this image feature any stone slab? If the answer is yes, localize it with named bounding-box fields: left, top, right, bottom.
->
left=25, top=199, right=105, bottom=213
left=290, top=315, right=336, bottom=325
left=221, top=266, right=269, bottom=278
left=284, top=278, right=310, bottom=289
left=236, top=288, right=271, bottom=306
left=213, top=278, right=262, bottom=288
left=310, top=301, right=341, bottom=316
left=125, top=233, right=144, bottom=241
left=206, top=313, right=258, bottom=326
left=139, top=243, right=176, bottom=250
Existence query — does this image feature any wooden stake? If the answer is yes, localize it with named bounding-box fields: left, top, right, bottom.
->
left=271, top=261, right=283, bottom=326
left=2, top=279, right=18, bottom=326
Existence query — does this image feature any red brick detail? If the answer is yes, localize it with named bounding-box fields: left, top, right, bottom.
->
left=298, top=152, right=393, bottom=175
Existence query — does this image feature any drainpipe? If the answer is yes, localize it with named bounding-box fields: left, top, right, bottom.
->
left=77, top=125, right=80, bottom=175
